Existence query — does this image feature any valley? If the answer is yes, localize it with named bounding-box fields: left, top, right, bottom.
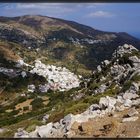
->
left=0, top=15, right=140, bottom=138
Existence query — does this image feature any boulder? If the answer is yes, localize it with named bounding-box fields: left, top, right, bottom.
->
left=127, top=107, right=139, bottom=117
left=123, top=92, right=139, bottom=100
left=122, top=116, right=139, bottom=122
left=99, top=96, right=116, bottom=112
left=123, top=99, right=132, bottom=107
left=37, top=123, right=53, bottom=138
left=63, top=114, right=75, bottom=131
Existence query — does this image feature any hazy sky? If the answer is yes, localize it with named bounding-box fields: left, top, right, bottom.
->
left=0, top=3, right=140, bottom=38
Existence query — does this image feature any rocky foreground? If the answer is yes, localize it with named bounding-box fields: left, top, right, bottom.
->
left=14, top=44, right=140, bottom=138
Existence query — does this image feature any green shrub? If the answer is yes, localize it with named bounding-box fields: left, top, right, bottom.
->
left=64, top=103, right=89, bottom=115
left=31, top=98, right=44, bottom=110
left=23, top=106, right=29, bottom=111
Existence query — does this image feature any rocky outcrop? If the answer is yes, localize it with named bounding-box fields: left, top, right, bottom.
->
left=14, top=44, right=140, bottom=138
left=112, top=44, right=138, bottom=58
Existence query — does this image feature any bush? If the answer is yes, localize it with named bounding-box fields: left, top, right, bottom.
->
left=23, top=106, right=29, bottom=111
left=64, top=103, right=89, bottom=115
left=31, top=98, right=44, bottom=110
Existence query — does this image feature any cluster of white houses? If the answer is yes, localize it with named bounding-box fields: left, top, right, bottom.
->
left=29, top=60, right=81, bottom=92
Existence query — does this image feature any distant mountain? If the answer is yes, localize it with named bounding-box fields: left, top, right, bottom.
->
left=0, top=15, right=140, bottom=138
left=0, top=15, right=140, bottom=70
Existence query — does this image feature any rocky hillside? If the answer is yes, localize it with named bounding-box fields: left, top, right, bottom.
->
left=0, top=15, right=140, bottom=138
left=10, top=44, right=140, bottom=138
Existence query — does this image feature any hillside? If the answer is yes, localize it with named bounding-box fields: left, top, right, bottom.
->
left=0, top=15, right=140, bottom=138
left=0, top=15, right=140, bottom=70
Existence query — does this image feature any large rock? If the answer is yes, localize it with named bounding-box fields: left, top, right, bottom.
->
left=127, top=107, right=139, bottom=117
left=99, top=96, right=116, bottom=112
left=36, top=123, right=53, bottom=138
left=123, top=92, right=139, bottom=100
left=63, top=114, right=76, bottom=131
left=112, top=44, right=138, bottom=58
left=122, top=116, right=139, bottom=122
left=123, top=99, right=132, bottom=107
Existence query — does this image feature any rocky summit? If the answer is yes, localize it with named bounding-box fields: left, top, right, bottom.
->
left=0, top=15, right=140, bottom=138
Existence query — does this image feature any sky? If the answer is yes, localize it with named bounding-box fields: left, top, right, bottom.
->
left=0, top=3, right=140, bottom=39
